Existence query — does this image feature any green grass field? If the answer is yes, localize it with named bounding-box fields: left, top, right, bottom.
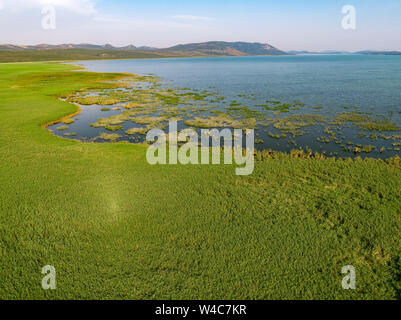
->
left=0, top=62, right=400, bottom=299
left=0, top=49, right=201, bottom=63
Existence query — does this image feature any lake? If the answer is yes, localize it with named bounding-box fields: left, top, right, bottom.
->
left=49, top=55, right=401, bottom=158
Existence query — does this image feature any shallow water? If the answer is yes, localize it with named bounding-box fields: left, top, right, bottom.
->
left=49, top=55, right=401, bottom=158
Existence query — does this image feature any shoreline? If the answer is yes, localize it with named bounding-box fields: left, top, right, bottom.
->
left=41, top=63, right=136, bottom=128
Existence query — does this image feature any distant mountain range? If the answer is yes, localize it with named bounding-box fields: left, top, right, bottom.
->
left=163, top=41, right=286, bottom=56
left=288, top=50, right=401, bottom=55
left=354, top=50, right=401, bottom=55
left=0, top=43, right=150, bottom=51
left=0, top=42, right=400, bottom=63
left=288, top=50, right=351, bottom=55
left=0, top=41, right=287, bottom=56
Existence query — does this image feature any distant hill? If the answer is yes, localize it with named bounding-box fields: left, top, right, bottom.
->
left=0, top=43, right=139, bottom=51
left=0, top=41, right=289, bottom=62
left=288, top=50, right=401, bottom=56
left=356, top=50, right=401, bottom=55
left=288, top=50, right=351, bottom=55
left=0, top=41, right=287, bottom=56
left=164, top=41, right=286, bottom=56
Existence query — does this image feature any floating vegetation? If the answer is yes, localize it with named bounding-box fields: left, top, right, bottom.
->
left=293, top=101, right=305, bottom=106
left=124, top=102, right=142, bottom=109
left=226, top=106, right=248, bottom=111
left=273, top=114, right=327, bottom=136
left=343, top=105, right=359, bottom=110
left=52, top=73, right=401, bottom=158
left=67, top=96, right=121, bottom=105
left=63, top=118, right=74, bottom=124
left=352, top=145, right=375, bottom=154
left=268, top=132, right=286, bottom=139
left=57, top=125, right=69, bottom=131
left=131, top=116, right=166, bottom=127
left=90, top=112, right=131, bottom=128
left=185, top=113, right=256, bottom=129
left=335, top=112, right=400, bottom=131
left=105, top=125, right=123, bottom=131
left=98, top=132, right=121, bottom=141
left=125, top=127, right=148, bottom=135
left=225, top=106, right=263, bottom=120
left=316, top=136, right=332, bottom=143
left=229, top=101, right=241, bottom=106
left=362, top=145, right=375, bottom=153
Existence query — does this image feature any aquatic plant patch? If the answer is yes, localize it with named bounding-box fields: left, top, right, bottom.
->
left=146, top=121, right=255, bottom=175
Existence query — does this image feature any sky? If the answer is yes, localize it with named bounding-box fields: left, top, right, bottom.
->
left=0, top=0, right=400, bottom=51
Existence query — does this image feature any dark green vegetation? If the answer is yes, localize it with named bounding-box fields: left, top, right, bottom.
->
left=0, top=62, right=401, bottom=299
left=0, top=48, right=195, bottom=63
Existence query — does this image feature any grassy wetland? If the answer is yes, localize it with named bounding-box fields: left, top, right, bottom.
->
left=0, top=61, right=401, bottom=300
left=48, top=68, right=401, bottom=159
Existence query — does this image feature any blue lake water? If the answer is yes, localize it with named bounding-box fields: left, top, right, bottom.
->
left=50, top=55, right=401, bottom=158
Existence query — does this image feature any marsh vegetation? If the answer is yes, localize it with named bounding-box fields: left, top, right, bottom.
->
left=1, top=62, right=401, bottom=300
left=49, top=73, right=401, bottom=159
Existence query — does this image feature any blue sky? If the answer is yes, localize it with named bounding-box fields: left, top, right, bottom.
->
left=0, top=0, right=400, bottom=51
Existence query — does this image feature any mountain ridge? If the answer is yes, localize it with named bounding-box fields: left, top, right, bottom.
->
left=288, top=50, right=401, bottom=55
left=0, top=41, right=287, bottom=56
